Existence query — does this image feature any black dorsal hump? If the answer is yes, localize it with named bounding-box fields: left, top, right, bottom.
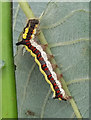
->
left=23, top=19, right=39, bottom=40
left=16, top=19, right=39, bottom=46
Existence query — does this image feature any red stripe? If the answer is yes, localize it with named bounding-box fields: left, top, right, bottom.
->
left=48, top=74, right=52, bottom=78
left=25, top=40, right=29, bottom=42
left=50, top=78, right=54, bottom=80
left=31, top=46, right=34, bottom=49
left=35, top=50, right=39, bottom=54
left=42, top=64, right=46, bottom=67
left=55, top=86, right=59, bottom=89
left=58, top=94, right=62, bottom=98
left=53, top=83, right=56, bottom=86
left=44, top=67, right=48, bottom=71
left=56, top=90, right=60, bottom=94
left=39, top=57, right=43, bottom=61
left=33, top=48, right=36, bottom=52
left=29, top=44, right=31, bottom=48
left=38, top=54, right=41, bottom=58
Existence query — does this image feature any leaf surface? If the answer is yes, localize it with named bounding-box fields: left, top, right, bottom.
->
left=13, top=2, right=89, bottom=118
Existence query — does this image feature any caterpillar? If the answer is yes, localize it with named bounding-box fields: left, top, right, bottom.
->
left=16, top=19, right=71, bottom=101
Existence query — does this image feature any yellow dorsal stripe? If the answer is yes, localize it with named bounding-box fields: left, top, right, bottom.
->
left=22, top=23, right=30, bottom=39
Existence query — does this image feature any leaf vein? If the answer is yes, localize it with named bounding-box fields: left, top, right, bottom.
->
left=41, top=9, right=89, bottom=29
left=49, top=38, right=89, bottom=48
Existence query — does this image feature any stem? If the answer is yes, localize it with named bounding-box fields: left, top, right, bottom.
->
left=2, top=2, right=17, bottom=118
left=18, top=1, right=82, bottom=118
left=18, top=0, right=35, bottom=19
left=0, top=2, right=2, bottom=119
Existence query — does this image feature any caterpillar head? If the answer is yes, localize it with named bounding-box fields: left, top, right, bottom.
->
left=28, top=19, right=39, bottom=25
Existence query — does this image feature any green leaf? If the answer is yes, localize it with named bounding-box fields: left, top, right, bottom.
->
left=14, top=2, right=89, bottom=118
